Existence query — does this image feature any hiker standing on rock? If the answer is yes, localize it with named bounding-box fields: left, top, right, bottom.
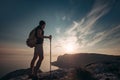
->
left=30, top=20, right=52, bottom=77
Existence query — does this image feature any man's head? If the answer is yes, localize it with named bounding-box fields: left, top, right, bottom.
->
left=39, top=20, right=46, bottom=29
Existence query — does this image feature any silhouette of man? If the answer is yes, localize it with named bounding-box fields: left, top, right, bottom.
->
left=30, top=20, right=51, bottom=77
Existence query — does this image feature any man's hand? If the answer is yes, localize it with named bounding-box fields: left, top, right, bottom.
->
left=49, top=35, right=52, bottom=40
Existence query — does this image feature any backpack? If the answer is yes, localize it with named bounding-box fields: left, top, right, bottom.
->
left=26, top=28, right=36, bottom=48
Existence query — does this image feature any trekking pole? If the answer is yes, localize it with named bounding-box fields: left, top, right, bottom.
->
left=50, top=35, right=52, bottom=80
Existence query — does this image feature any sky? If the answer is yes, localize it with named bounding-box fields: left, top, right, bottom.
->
left=0, top=0, right=120, bottom=55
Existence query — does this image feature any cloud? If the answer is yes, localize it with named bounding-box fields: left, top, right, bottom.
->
left=86, top=25, right=120, bottom=46
left=64, top=0, right=116, bottom=47
left=55, top=27, right=61, bottom=34
left=53, top=0, right=119, bottom=54
left=62, top=16, right=66, bottom=21
left=66, top=20, right=83, bottom=35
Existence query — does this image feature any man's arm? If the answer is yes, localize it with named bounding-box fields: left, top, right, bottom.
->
left=38, top=30, right=51, bottom=39
left=44, top=36, right=50, bottom=38
left=45, top=35, right=52, bottom=39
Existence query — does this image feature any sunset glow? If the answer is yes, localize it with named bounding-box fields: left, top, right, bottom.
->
left=64, top=43, right=75, bottom=53
left=0, top=0, right=120, bottom=56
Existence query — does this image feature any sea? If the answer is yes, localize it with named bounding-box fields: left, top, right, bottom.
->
left=0, top=53, right=59, bottom=78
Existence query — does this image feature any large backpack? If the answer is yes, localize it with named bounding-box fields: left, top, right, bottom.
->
left=26, top=28, right=36, bottom=48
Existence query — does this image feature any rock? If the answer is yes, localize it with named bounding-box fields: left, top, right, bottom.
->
left=52, top=53, right=120, bottom=68
left=0, top=68, right=68, bottom=80
left=86, top=61, right=120, bottom=80
left=1, top=53, right=120, bottom=80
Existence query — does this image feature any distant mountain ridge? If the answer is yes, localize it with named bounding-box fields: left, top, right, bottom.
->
left=52, top=53, right=120, bottom=68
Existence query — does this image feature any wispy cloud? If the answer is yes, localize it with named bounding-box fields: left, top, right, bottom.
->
left=87, top=25, right=120, bottom=46
left=54, top=0, right=119, bottom=54
left=55, top=27, right=61, bottom=34
left=62, top=16, right=66, bottom=21
left=65, top=0, right=115, bottom=46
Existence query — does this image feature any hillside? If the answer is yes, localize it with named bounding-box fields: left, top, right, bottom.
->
left=52, top=53, right=120, bottom=68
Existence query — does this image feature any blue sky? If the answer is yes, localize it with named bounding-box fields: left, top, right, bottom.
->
left=0, top=0, right=120, bottom=55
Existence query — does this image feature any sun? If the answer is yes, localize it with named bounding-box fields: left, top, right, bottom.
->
left=63, top=43, right=75, bottom=53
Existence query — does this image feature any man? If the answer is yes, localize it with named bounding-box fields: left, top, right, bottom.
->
left=30, top=20, right=52, bottom=77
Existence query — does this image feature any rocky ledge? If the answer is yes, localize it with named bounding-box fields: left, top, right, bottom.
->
left=1, top=53, right=120, bottom=80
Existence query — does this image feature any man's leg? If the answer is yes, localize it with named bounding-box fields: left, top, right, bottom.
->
left=34, top=45, right=44, bottom=75
left=30, top=52, right=38, bottom=74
